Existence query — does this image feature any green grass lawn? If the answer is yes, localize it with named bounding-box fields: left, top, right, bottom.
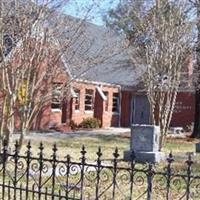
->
left=3, top=133, right=200, bottom=200
left=13, top=133, right=198, bottom=163
left=19, top=134, right=131, bottom=161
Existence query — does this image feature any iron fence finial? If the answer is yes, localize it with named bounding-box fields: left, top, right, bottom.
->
left=113, top=147, right=119, bottom=159
left=14, top=140, right=19, bottom=155
left=186, top=153, right=193, bottom=166
left=167, top=151, right=174, bottom=164
left=81, top=145, right=86, bottom=156
left=27, top=141, right=31, bottom=149
left=97, top=147, right=102, bottom=158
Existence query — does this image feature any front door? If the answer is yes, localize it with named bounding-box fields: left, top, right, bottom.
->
left=132, top=95, right=150, bottom=124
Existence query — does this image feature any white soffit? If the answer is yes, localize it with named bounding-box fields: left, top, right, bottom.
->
left=96, top=86, right=107, bottom=101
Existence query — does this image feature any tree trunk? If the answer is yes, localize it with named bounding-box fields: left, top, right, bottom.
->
left=192, top=1, right=200, bottom=138
left=0, top=96, right=6, bottom=150
left=19, top=112, right=28, bottom=150
left=191, top=89, right=200, bottom=138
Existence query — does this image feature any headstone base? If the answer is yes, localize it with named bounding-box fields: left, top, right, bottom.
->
left=124, top=151, right=165, bottom=163
left=196, top=143, right=200, bottom=153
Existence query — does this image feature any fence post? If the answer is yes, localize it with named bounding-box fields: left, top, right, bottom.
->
left=186, top=154, right=193, bottom=200
left=25, top=141, right=31, bottom=200
left=80, top=145, right=86, bottom=200
left=13, top=141, right=19, bottom=200
left=147, top=163, right=154, bottom=200
left=51, top=143, right=57, bottom=200
left=65, top=154, right=70, bottom=200
left=95, top=147, right=102, bottom=200
left=166, top=152, right=174, bottom=200
left=129, top=150, right=136, bottom=200
left=112, top=148, right=119, bottom=200
left=38, top=142, right=44, bottom=200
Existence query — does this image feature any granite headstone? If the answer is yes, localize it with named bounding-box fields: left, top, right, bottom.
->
left=196, top=143, right=200, bottom=153
left=124, top=125, right=165, bottom=163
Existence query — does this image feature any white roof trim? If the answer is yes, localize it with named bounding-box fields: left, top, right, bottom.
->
left=71, top=88, right=78, bottom=98
left=75, top=78, right=121, bottom=88
left=61, top=55, right=73, bottom=78
left=96, top=86, right=107, bottom=101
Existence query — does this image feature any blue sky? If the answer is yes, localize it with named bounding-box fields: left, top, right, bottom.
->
left=65, top=0, right=120, bottom=26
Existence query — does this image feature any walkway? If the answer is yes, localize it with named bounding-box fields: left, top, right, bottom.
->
left=13, top=127, right=131, bottom=141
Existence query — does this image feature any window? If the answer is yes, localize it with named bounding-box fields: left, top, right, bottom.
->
left=74, top=89, right=80, bottom=110
left=51, top=83, right=62, bottom=109
left=103, top=91, right=109, bottom=112
left=112, top=93, right=119, bottom=113
left=85, top=89, right=94, bottom=111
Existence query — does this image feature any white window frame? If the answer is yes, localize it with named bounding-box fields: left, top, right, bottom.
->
left=112, top=93, right=119, bottom=114
left=85, top=89, right=94, bottom=111
left=51, top=83, right=62, bottom=111
left=74, top=89, right=80, bottom=111
left=103, top=91, right=109, bottom=112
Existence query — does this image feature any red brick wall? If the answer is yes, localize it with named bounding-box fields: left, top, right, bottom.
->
left=171, top=92, right=195, bottom=127
left=101, top=90, right=120, bottom=127
left=31, top=71, right=70, bottom=130
left=32, top=104, right=52, bottom=130
left=120, top=91, right=195, bottom=128
left=33, top=88, right=195, bottom=130
left=94, top=90, right=103, bottom=125
left=71, top=82, right=95, bottom=125
left=8, top=84, right=195, bottom=131
left=120, top=91, right=132, bottom=127
left=71, top=81, right=120, bottom=127
left=0, top=41, right=123, bottom=131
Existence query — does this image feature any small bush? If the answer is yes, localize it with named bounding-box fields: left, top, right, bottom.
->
left=79, top=117, right=101, bottom=129
left=69, top=120, right=78, bottom=130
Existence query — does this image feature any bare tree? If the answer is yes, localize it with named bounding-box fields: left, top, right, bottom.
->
left=106, top=0, right=193, bottom=149
left=0, top=0, right=71, bottom=148
left=0, top=0, right=124, bottom=149
left=189, top=0, right=200, bottom=138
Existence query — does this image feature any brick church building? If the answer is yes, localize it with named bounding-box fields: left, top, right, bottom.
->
left=32, top=17, right=195, bottom=131
left=3, top=16, right=194, bottom=131
left=35, top=73, right=194, bottom=131
left=35, top=53, right=194, bottom=131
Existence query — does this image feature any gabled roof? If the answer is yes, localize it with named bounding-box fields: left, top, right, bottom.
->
left=53, top=15, right=144, bottom=88
left=56, top=15, right=194, bottom=92
left=2, top=2, right=143, bottom=89
left=4, top=6, right=193, bottom=92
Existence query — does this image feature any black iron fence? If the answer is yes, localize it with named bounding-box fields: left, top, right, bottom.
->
left=0, top=141, right=199, bottom=200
